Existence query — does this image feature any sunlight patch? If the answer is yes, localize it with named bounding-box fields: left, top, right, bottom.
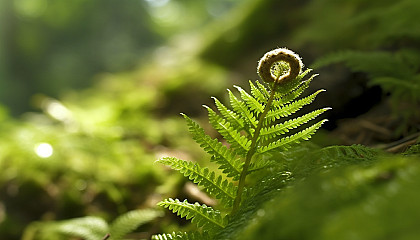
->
left=34, top=142, right=53, bottom=158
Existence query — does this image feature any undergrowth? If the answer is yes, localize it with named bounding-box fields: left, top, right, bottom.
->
left=152, top=48, right=420, bottom=240
left=21, top=47, right=420, bottom=240
left=153, top=48, right=330, bottom=239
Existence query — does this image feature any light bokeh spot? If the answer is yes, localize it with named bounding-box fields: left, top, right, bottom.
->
left=34, top=143, right=54, bottom=158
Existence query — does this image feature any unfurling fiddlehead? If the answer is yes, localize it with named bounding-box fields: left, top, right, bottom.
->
left=154, top=47, right=328, bottom=239
left=257, top=48, right=303, bottom=84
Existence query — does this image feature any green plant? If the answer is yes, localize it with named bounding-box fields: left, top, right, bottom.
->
left=153, top=48, right=330, bottom=239
left=313, top=49, right=420, bottom=121
left=23, top=209, right=162, bottom=240
left=295, top=0, right=420, bottom=132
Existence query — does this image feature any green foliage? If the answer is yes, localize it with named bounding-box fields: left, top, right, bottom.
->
left=0, top=57, right=228, bottom=239
left=24, top=209, right=162, bottom=240
left=297, top=0, right=420, bottom=128
left=158, top=198, right=227, bottom=233
left=154, top=48, right=329, bottom=238
left=153, top=231, right=210, bottom=240
left=157, top=157, right=237, bottom=207
left=183, top=114, right=243, bottom=180
left=313, top=49, right=420, bottom=108
left=236, top=153, right=420, bottom=240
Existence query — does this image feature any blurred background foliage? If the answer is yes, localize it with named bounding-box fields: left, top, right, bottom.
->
left=0, top=0, right=419, bottom=239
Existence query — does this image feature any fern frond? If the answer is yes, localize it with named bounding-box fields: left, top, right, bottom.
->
left=258, top=119, right=328, bottom=154
left=227, top=89, right=258, bottom=128
left=275, top=69, right=314, bottom=97
left=249, top=80, right=269, bottom=103
left=152, top=231, right=210, bottom=240
left=158, top=198, right=226, bottom=231
left=52, top=217, right=108, bottom=240
left=182, top=114, right=242, bottom=180
left=212, top=97, right=245, bottom=130
left=157, top=157, right=237, bottom=207
left=109, top=209, right=162, bottom=240
left=272, top=73, right=317, bottom=108
left=255, top=80, right=270, bottom=98
left=248, top=158, right=276, bottom=173
left=234, top=86, right=265, bottom=114
left=260, top=108, right=331, bottom=141
left=206, top=106, right=251, bottom=156
left=315, top=144, right=381, bottom=164
left=265, top=89, right=326, bottom=124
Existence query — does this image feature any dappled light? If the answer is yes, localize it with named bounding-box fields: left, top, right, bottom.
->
left=34, top=142, right=53, bottom=158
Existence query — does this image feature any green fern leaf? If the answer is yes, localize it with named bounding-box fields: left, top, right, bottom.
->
left=260, top=108, right=331, bottom=141
left=275, top=69, right=314, bottom=97
left=157, top=157, right=237, bottom=207
left=266, top=89, right=326, bottom=124
left=228, top=89, right=258, bottom=128
left=183, top=114, right=243, bottom=179
left=157, top=198, right=226, bottom=231
left=249, top=80, right=269, bottom=103
left=248, top=158, right=276, bottom=173
left=212, top=97, right=245, bottom=130
left=272, top=73, right=317, bottom=108
left=152, top=231, right=210, bottom=240
left=234, top=86, right=265, bottom=113
left=53, top=217, right=108, bottom=240
left=109, top=209, right=162, bottom=240
left=255, top=80, right=270, bottom=98
left=259, top=119, right=328, bottom=154
left=206, top=106, right=251, bottom=156
left=314, top=144, right=381, bottom=165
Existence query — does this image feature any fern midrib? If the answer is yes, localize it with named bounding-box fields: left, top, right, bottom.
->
left=231, top=84, right=277, bottom=215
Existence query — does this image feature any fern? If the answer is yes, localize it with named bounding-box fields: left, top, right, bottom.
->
left=157, top=157, right=237, bottom=207
left=152, top=231, right=211, bottom=240
left=154, top=48, right=329, bottom=239
left=157, top=198, right=227, bottom=232
left=26, top=209, right=162, bottom=240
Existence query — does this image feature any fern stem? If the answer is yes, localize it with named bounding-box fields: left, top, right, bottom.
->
left=231, top=84, right=277, bottom=215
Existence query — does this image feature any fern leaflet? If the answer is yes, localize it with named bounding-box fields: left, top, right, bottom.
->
left=157, top=157, right=237, bottom=207
left=206, top=106, right=251, bottom=155
left=152, top=231, right=210, bottom=240
left=227, top=89, right=258, bottom=128
left=259, top=119, right=328, bottom=154
left=212, top=97, right=245, bottom=130
left=249, top=80, right=268, bottom=103
left=183, top=114, right=242, bottom=179
left=109, top=209, right=162, bottom=239
left=157, top=198, right=227, bottom=232
left=260, top=108, right=331, bottom=141
left=234, top=85, right=265, bottom=113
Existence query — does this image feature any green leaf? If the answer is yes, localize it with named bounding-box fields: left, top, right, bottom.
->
left=259, top=119, right=328, bottom=154
left=183, top=114, right=243, bottom=179
left=52, top=217, right=108, bottom=240
left=260, top=108, right=331, bottom=141
left=212, top=97, right=245, bottom=130
left=249, top=80, right=269, bottom=103
left=266, top=89, right=326, bottom=124
left=158, top=198, right=227, bottom=232
left=206, top=106, right=251, bottom=156
left=109, top=209, right=162, bottom=239
left=157, top=157, right=237, bottom=207
left=234, top=85, right=265, bottom=114
left=152, top=231, right=210, bottom=240
left=228, top=89, right=258, bottom=128
left=272, top=73, right=317, bottom=108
